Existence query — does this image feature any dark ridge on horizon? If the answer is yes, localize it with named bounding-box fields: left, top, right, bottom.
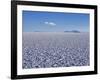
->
left=64, top=30, right=80, bottom=33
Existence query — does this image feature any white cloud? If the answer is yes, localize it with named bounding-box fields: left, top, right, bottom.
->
left=44, top=21, right=56, bottom=26
left=49, top=22, right=56, bottom=26
left=44, top=22, right=49, bottom=24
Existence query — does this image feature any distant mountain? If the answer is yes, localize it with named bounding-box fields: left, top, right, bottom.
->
left=64, top=30, right=80, bottom=33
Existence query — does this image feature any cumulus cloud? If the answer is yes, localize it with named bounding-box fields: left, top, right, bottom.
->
left=44, top=21, right=56, bottom=26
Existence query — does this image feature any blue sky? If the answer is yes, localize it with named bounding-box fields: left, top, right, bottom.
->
left=22, top=11, right=89, bottom=32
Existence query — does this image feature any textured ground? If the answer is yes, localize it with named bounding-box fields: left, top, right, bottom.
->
left=22, top=32, right=90, bottom=69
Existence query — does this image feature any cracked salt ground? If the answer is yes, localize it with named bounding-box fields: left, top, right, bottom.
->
left=22, top=32, right=89, bottom=69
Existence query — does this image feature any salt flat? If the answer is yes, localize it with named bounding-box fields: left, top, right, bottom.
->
left=22, top=32, right=89, bottom=69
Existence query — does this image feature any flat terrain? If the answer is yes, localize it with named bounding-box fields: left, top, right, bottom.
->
left=22, top=32, right=89, bottom=69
